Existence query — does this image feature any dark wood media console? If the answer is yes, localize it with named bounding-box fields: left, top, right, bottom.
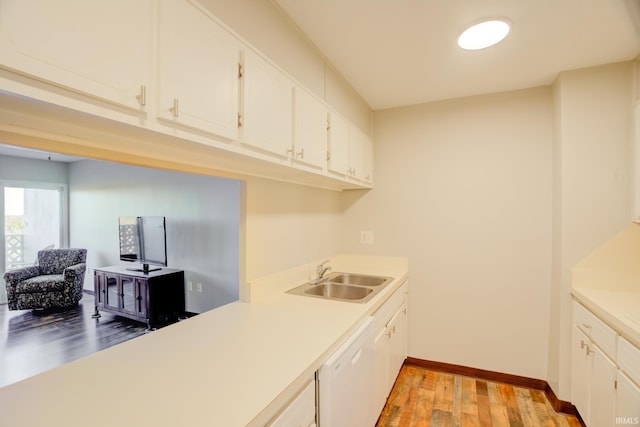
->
left=92, top=266, right=185, bottom=330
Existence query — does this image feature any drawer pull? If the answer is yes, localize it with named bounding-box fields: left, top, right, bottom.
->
left=582, top=323, right=592, bottom=329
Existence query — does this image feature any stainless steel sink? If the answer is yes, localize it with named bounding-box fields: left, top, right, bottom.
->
left=326, top=273, right=391, bottom=287
left=304, top=283, right=373, bottom=300
left=286, top=272, right=394, bottom=303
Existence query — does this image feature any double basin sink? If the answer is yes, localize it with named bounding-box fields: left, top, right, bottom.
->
left=287, top=272, right=394, bottom=303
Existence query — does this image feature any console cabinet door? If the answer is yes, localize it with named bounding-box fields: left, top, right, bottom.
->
left=94, top=271, right=107, bottom=308
left=0, top=0, right=151, bottom=110
left=104, top=273, right=120, bottom=312
left=134, top=278, right=148, bottom=319
left=157, top=0, right=240, bottom=139
left=241, top=49, right=294, bottom=158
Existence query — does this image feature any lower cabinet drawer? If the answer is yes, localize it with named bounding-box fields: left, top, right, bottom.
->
left=573, top=301, right=617, bottom=358
left=618, top=337, right=640, bottom=387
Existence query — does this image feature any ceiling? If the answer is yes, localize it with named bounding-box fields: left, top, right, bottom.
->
left=274, top=0, right=640, bottom=110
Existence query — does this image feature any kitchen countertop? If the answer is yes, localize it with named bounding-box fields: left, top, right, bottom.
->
left=571, top=287, right=640, bottom=348
left=0, top=254, right=408, bottom=426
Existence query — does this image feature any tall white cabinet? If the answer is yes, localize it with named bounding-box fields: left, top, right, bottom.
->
left=0, top=0, right=152, bottom=111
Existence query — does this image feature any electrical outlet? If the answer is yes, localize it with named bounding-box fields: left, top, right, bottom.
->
left=360, top=230, right=374, bottom=245
left=196, top=283, right=203, bottom=293
left=187, top=282, right=193, bottom=292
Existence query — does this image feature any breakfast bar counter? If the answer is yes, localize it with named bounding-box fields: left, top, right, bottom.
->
left=0, top=255, right=408, bottom=426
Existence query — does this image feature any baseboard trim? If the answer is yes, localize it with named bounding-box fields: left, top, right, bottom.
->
left=405, top=357, right=583, bottom=423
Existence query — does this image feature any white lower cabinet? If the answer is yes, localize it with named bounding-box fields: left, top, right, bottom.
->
left=617, top=336, right=640, bottom=424
left=590, top=344, right=617, bottom=427
left=616, top=371, right=640, bottom=424
left=268, top=378, right=316, bottom=427
left=373, top=282, right=409, bottom=417
left=571, top=300, right=640, bottom=426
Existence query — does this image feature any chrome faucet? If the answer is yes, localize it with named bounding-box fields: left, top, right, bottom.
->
left=313, top=260, right=332, bottom=284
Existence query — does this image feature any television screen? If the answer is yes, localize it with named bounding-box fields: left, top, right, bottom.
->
left=119, top=216, right=167, bottom=273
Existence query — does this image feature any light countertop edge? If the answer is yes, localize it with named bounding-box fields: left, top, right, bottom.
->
left=570, top=287, right=640, bottom=348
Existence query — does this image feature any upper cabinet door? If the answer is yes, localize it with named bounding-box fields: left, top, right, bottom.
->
left=327, top=111, right=350, bottom=176
left=293, top=86, right=328, bottom=169
left=0, top=0, right=151, bottom=111
left=241, top=50, right=294, bottom=158
left=350, top=126, right=374, bottom=184
left=157, top=0, right=240, bottom=140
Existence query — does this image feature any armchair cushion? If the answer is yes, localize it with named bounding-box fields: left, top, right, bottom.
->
left=3, top=265, right=39, bottom=284
left=15, top=275, right=66, bottom=293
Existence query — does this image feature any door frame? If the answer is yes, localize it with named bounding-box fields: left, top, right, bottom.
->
left=0, top=180, right=69, bottom=304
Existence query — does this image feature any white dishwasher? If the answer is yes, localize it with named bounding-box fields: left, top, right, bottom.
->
left=318, top=317, right=375, bottom=427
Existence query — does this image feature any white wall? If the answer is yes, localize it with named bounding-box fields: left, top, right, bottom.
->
left=0, top=155, right=68, bottom=184
left=342, top=87, right=554, bottom=380
left=68, top=160, right=241, bottom=313
left=549, top=61, right=634, bottom=399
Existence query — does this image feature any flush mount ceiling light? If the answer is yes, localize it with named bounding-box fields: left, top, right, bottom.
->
left=457, top=19, right=510, bottom=50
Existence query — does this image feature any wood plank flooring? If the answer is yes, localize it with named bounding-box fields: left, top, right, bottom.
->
left=377, top=364, right=583, bottom=427
left=0, top=293, right=147, bottom=387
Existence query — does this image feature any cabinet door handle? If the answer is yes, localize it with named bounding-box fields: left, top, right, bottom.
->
left=136, top=85, right=146, bottom=106
left=296, top=148, right=305, bottom=159
left=585, top=345, right=594, bottom=356
left=170, top=98, right=179, bottom=117
left=580, top=339, right=587, bottom=349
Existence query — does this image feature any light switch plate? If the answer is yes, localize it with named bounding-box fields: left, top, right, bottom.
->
left=360, top=230, right=374, bottom=244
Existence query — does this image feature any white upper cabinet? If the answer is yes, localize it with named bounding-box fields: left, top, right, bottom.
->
left=327, top=111, right=350, bottom=176
left=292, top=86, right=328, bottom=169
left=349, top=126, right=374, bottom=183
left=0, top=0, right=151, bottom=111
left=328, top=112, right=374, bottom=186
left=241, top=49, right=294, bottom=159
left=157, top=0, right=240, bottom=140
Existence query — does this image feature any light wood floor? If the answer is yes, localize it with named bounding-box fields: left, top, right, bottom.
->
left=377, top=364, right=583, bottom=427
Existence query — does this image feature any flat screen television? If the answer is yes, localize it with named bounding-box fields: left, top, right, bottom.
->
left=119, top=216, right=167, bottom=273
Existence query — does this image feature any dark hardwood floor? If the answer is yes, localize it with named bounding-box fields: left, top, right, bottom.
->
left=0, top=293, right=147, bottom=388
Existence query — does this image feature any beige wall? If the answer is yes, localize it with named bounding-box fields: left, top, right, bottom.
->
left=342, top=87, right=554, bottom=380
left=549, top=61, right=634, bottom=399
left=244, top=177, right=343, bottom=282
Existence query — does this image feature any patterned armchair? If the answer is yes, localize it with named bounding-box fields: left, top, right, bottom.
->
left=3, top=248, right=87, bottom=310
